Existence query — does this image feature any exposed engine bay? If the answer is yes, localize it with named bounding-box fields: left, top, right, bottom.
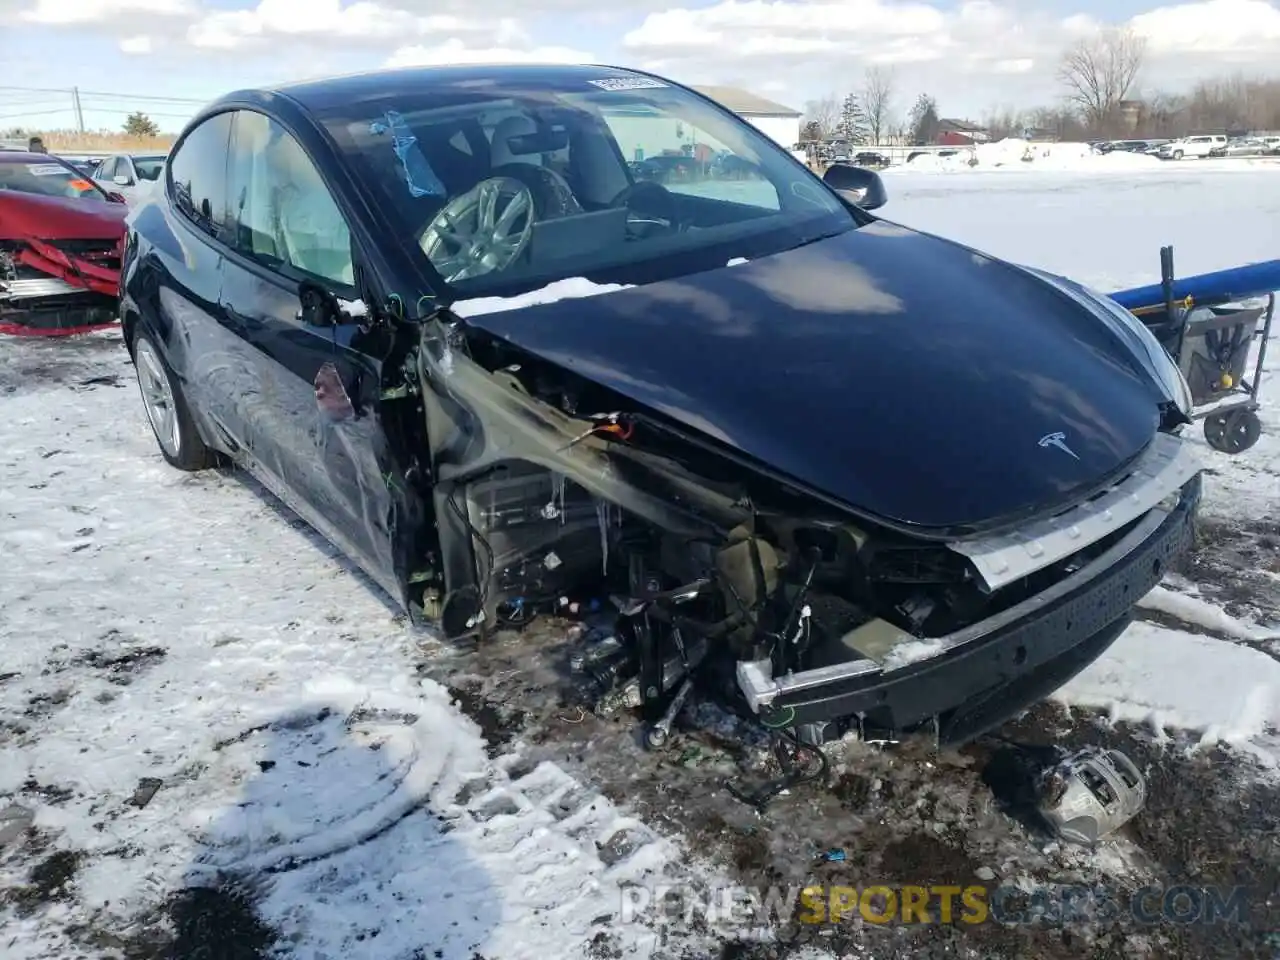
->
left=406, top=314, right=1202, bottom=804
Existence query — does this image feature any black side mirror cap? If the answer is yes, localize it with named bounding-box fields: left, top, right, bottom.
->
left=823, top=163, right=888, bottom=210
left=298, top=280, right=342, bottom=327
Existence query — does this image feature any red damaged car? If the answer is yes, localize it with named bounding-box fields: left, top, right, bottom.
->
left=0, top=151, right=127, bottom=336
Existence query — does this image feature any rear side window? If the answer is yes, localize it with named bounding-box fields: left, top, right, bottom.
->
left=168, top=112, right=233, bottom=242
left=97, top=157, right=118, bottom=180
left=0, top=159, right=104, bottom=200
left=134, top=157, right=165, bottom=181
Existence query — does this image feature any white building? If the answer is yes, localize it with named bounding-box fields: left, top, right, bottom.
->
left=692, top=85, right=803, bottom=150
left=598, top=85, right=804, bottom=165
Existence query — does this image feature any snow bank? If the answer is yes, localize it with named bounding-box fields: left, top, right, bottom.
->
left=883, top=138, right=1164, bottom=174
left=1054, top=622, right=1280, bottom=765
left=1140, top=584, right=1279, bottom=641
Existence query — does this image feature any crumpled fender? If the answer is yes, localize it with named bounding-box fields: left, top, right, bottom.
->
left=11, top=235, right=120, bottom=297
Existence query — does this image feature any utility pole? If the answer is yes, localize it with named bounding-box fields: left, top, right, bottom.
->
left=71, top=86, right=85, bottom=133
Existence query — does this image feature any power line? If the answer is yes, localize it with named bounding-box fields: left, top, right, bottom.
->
left=0, top=109, right=70, bottom=121
left=0, top=85, right=209, bottom=105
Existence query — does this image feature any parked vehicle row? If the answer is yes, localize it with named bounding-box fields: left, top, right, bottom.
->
left=1093, top=135, right=1280, bottom=160
left=1207, top=136, right=1280, bottom=158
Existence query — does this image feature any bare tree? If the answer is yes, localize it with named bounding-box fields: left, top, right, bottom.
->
left=862, top=67, right=895, bottom=146
left=982, top=105, right=1024, bottom=140
left=1057, top=25, right=1147, bottom=134
left=802, top=95, right=840, bottom=140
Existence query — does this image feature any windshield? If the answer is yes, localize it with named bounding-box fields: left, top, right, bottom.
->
left=133, top=157, right=166, bottom=181
left=320, top=73, right=854, bottom=299
left=0, top=158, right=107, bottom=201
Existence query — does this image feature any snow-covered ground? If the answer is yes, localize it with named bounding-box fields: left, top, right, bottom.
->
left=2, top=162, right=1279, bottom=960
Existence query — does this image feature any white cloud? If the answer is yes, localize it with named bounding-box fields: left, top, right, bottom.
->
left=1130, top=0, right=1280, bottom=55
left=21, top=0, right=192, bottom=23
left=385, top=39, right=597, bottom=68
left=11, top=0, right=1280, bottom=119
left=991, top=58, right=1034, bottom=74
left=620, top=0, right=1280, bottom=112
left=184, top=0, right=514, bottom=49
left=119, top=34, right=154, bottom=54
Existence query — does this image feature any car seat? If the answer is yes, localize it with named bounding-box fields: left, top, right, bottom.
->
left=488, top=114, right=582, bottom=219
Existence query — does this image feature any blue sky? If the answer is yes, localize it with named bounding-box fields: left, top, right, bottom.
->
left=4, top=0, right=1278, bottom=134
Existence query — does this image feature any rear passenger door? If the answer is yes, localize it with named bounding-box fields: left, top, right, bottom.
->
left=144, top=114, right=237, bottom=448
left=219, top=108, right=396, bottom=583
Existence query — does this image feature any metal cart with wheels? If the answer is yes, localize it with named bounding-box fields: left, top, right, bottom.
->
left=1109, top=247, right=1277, bottom=455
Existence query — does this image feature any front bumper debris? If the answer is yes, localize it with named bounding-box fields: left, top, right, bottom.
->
left=1037, top=747, right=1148, bottom=845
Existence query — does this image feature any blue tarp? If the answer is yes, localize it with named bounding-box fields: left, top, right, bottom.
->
left=369, top=111, right=446, bottom=198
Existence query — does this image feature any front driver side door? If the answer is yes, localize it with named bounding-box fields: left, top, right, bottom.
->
left=218, top=108, right=398, bottom=593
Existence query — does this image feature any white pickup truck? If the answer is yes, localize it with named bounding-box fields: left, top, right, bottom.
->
left=1157, top=135, right=1227, bottom=160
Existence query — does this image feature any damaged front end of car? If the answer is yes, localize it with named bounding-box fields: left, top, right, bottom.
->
left=401, top=305, right=1203, bottom=760
left=0, top=232, right=122, bottom=337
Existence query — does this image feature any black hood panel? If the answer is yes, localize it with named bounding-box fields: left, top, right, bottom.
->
left=460, top=221, right=1163, bottom=530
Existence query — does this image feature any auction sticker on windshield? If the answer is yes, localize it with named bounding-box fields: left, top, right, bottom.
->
left=588, top=77, right=668, bottom=90
left=26, top=164, right=67, bottom=176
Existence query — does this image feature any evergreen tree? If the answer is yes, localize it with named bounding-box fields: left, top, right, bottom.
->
left=123, top=111, right=159, bottom=137
left=839, top=93, right=869, bottom=145
left=908, top=94, right=940, bottom=145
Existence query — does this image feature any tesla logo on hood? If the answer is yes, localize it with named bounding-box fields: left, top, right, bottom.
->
left=1038, top=431, right=1080, bottom=460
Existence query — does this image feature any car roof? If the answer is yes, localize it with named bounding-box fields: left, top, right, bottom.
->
left=0, top=151, right=71, bottom=165
left=227, top=63, right=665, bottom=115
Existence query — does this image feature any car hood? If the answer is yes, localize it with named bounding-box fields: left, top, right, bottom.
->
left=458, top=220, right=1167, bottom=532
left=0, top=189, right=127, bottom=241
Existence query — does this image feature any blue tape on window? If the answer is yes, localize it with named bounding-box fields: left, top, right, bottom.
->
left=369, top=110, right=446, bottom=198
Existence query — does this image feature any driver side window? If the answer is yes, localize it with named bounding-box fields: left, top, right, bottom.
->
left=227, top=110, right=354, bottom=287
left=599, top=109, right=780, bottom=211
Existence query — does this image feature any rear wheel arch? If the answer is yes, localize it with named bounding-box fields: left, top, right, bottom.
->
left=120, top=305, right=139, bottom=352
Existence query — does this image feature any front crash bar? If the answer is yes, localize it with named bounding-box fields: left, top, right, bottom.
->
left=737, top=472, right=1200, bottom=742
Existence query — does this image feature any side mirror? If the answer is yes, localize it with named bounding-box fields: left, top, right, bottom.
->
left=106, top=191, right=127, bottom=204
left=113, top=174, right=132, bottom=186
left=823, top=163, right=888, bottom=210
left=298, top=280, right=342, bottom=327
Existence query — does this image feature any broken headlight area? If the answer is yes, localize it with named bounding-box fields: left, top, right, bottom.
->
left=409, top=323, right=1201, bottom=806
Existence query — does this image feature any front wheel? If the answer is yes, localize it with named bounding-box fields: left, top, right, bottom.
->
left=132, top=329, right=218, bottom=471
left=1173, top=150, right=1184, bottom=160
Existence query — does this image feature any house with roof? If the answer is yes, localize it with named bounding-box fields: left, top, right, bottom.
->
left=935, top=119, right=991, bottom=146
left=603, top=84, right=803, bottom=163
left=690, top=85, right=803, bottom=149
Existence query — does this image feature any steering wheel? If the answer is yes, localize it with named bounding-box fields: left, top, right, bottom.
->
left=420, top=176, right=536, bottom=283
left=611, top=179, right=683, bottom=238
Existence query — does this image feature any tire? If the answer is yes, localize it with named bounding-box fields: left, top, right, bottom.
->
left=131, top=328, right=218, bottom=471
left=1173, top=150, right=1183, bottom=160
left=1203, top=409, right=1262, bottom=455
